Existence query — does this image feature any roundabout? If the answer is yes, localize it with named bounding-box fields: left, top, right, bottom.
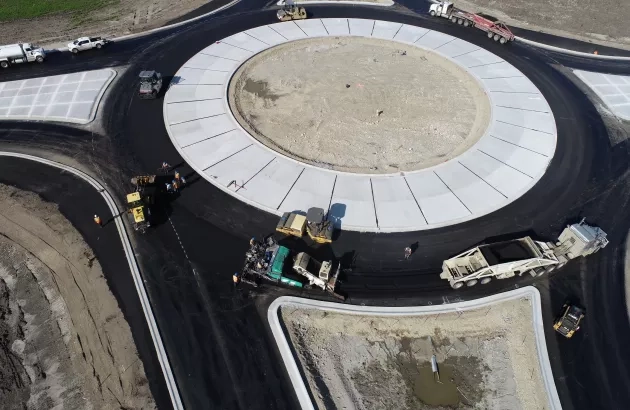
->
left=164, top=18, right=557, bottom=232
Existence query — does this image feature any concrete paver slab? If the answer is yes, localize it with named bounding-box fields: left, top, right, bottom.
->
left=0, top=69, right=115, bottom=124
left=575, top=70, right=630, bottom=120
left=165, top=19, right=557, bottom=232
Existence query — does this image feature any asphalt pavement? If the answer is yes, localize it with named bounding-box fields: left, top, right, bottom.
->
left=1, top=2, right=630, bottom=410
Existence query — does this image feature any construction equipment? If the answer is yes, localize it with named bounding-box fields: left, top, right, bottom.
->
left=138, top=70, right=163, bottom=99
left=429, top=1, right=514, bottom=44
left=276, top=4, right=307, bottom=22
left=440, top=219, right=608, bottom=289
left=553, top=303, right=585, bottom=339
left=238, top=236, right=344, bottom=298
left=276, top=207, right=334, bottom=243
left=126, top=175, right=158, bottom=233
left=0, top=43, right=45, bottom=68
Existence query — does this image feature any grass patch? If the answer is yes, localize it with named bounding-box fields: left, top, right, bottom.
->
left=0, top=0, right=119, bottom=22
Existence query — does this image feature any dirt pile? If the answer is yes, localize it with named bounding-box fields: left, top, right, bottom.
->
left=229, top=37, right=490, bottom=174
left=281, top=297, right=549, bottom=410
left=0, top=183, right=155, bottom=410
left=0, top=0, right=214, bottom=48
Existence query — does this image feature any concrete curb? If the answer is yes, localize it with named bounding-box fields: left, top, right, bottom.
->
left=276, top=0, right=393, bottom=6
left=50, top=0, right=241, bottom=53
left=516, top=36, right=630, bottom=61
left=268, top=286, right=561, bottom=410
left=0, top=152, right=184, bottom=410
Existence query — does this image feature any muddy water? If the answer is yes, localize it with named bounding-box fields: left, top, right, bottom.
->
left=243, top=79, right=279, bottom=101
left=410, top=363, right=460, bottom=406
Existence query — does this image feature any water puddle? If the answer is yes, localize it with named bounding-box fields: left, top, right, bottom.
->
left=409, top=363, right=460, bottom=406
left=243, top=79, right=279, bottom=101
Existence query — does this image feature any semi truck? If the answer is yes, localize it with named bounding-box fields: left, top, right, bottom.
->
left=0, top=43, right=46, bottom=68
left=440, top=219, right=608, bottom=289
left=429, top=1, right=514, bottom=44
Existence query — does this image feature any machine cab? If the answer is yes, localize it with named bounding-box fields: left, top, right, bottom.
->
left=430, top=1, right=454, bottom=16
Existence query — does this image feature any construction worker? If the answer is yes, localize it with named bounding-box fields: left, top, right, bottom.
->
left=174, top=169, right=181, bottom=181
left=165, top=182, right=172, bottom=193
left=172, top=179, right=179, bottom=192
left=94, top=214, right=102, bottom=227
left=404, top=246, right=412, bottom=260
left=233, top=272, right=240, bottom=285
left=161, top=162, right=171, bottom=173
left=180, top=176, right=187, bottom=186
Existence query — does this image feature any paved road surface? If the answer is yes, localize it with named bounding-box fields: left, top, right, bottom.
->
left=1, top=3, right=630, bottom=410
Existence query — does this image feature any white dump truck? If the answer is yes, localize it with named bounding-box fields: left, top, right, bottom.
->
left=440, top=219, right=608, bottom=289
left=0, top=43, right=46, bottom=68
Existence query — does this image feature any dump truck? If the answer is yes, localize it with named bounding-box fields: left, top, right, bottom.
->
left=0, top=43, right=46, bottom=68
left=276, top=207, right=334, bottom=243
left=238, top=236, right=344, bottom=298
left=440, top=219, right=608, bottom=289
left=429, top=1, right=514, bottom=44
left=553, top=303, right=584, bottom=339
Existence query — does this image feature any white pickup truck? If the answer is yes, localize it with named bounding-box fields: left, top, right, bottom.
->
left=67, top=37, right=110, bottom=53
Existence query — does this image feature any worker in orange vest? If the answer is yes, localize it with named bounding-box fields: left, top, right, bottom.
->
left=94, top=214, right=102, bottom=227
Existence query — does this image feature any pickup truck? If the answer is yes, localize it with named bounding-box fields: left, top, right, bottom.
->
left=67, top=37, right=110, bottom=53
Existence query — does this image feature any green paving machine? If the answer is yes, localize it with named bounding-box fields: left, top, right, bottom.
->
left=236, top=235, right=344, bottom=299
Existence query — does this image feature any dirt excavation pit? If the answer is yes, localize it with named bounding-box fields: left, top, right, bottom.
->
left=281, top=297, right=550, bottom=410
left=0, top=184, right=155, bottom=409
left=229, top=37, right=491, bottom=174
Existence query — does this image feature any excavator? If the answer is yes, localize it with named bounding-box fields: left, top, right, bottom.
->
left=276, top=207, right=334, bottom=243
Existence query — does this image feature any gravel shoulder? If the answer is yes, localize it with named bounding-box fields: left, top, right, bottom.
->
left=281, top=297, right=548, bottom=410
left=0, top=0, right=216, bottom=49
left=0, top=183, right=154, bottom=410
left=229, top=37, right=490, bottom=174
left=455, top=0, right=630, bottom=50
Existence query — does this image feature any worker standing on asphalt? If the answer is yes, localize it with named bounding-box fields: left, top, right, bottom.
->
left=172, top=179, right=179, bottom=192
left=94, top=214, right=102, bottom=227
left=165, top=182, right=172, bottom=193
left=404, top=246, right=412, bottom=260
left=233, top=272, right=240, bottom=285
left=174, top=169, right=181, bottom=181
left=161, top=162, right=171, bottom=174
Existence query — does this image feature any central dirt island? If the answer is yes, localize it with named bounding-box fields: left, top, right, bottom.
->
left=229, top=37, right=490, bottom=174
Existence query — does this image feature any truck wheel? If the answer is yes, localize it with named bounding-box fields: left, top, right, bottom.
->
left=463, top=20, right=470, bottom=27
left=0, top=61, right=8, bottom=69
left=430, top=10, right=436, bottom=16
left=451, top=281, right=464, bottom=289
left=35, top=56, right=44, bottom=63
left=72, top=48, right=78, bottom=54
left=457, top=18, right=463, bottom=25
left=466, top=279, right=478, bottom=287
left=480, top=277, right=492, bottom=284
left=487, top=32, right=493, bottom=38
left=499, top=37, right=507, bottom=44
left=96, top=43, right=102, bottom=49
left=493, top=34, right=500, bottom=41
left=451, top=16, right=457, bottom=23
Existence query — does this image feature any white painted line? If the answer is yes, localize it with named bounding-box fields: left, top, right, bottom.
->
left=0, top=152, right=184, bottom=410
left=267, top=287, right=561, bottom=410
left=165, top=19, right=557, bottom=232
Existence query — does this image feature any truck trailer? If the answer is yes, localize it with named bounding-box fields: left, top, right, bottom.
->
left=0, top=43, right=45, bottom=68
left=440, top=220, right=608, bottom=289
left=429, top=1, right=514, bottom=44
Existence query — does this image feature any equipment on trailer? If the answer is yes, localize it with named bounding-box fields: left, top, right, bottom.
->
left=429, top=1, right=514, bottom=44
left=276, top=207, right=334, bottom=243
left=553, top=303, right=584, bottom=338
left=238, top=236, right=344, bottom=298
left=138, top=70, right=162, bottom=99
left=277, top=4, right=307, bottom=21
left=440, top=219, right=608, bottom=289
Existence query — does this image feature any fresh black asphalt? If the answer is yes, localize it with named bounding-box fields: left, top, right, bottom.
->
left=1, top=1, right=630, bottom=409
